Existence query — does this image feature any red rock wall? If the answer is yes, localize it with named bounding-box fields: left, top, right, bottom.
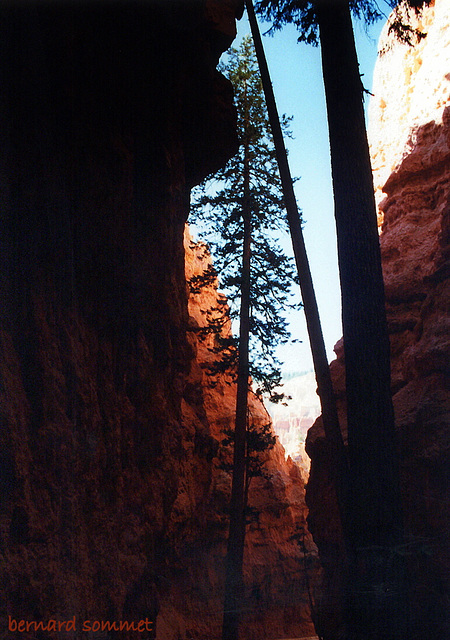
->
left=0, top=2, right=240, bottom=638
left=162, top=231, right=318, bottom=639
left=0, top=2, right=318, bottom=639
left=306, top=3, right=449, bottom=638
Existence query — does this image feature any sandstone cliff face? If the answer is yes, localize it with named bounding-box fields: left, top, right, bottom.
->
left=369, top=0, right=450, bottom=217
left=158, top=230, right=317, bottom=640
left=306, top=2, right=449, bottom=638
left=0, top=1, right=240, bottom=638
left=268, top=372, right=321, bottom=480
left=0, top=2, right=318, bottom=639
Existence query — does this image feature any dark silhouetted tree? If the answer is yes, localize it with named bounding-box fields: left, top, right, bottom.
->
left=190, top=37, right=299, bottom=402
left=221, top=418, right=277, bottom=515
left=245, top=0, right=349, bottom=575
left=253, top=1, right=430, bottom=638
left=190, top=35, right=299, bottom=640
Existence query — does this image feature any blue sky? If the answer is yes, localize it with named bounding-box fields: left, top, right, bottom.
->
left=191, top=8, right=388, bottom=376
left=228, top=11, right=386, bottom=374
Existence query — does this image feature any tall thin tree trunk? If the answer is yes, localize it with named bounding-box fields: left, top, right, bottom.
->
left=246, top=0, right=349, bottom=525
left=316, top=1, right=407, bottom=638
left=222, top=114, right=252, bottom=640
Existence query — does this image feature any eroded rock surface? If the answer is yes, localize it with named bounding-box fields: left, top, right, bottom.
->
left=306, top=2, right=449, bottom=638
left=0, top=2, right=317, bottom=639
left=167, top=231, right=318, bottom=640
left=0, top=1, right=238, bottom=638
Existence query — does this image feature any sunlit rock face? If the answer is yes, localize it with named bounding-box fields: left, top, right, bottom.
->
left=369, top=0, right=450, bottom=219
left=306, top=2, right=450, bottom=638
left=169, top=230, right=319, bottom=640
left=372, top=4, right=449, bottom=636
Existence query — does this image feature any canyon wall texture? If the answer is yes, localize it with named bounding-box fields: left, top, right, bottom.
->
left=165, top=231, right=318, bottom=639
left=0, top=3, right=239, bottom=637
left=0, top=2, right=316, bottom=639
left=306, top=2, right=449, bottom=638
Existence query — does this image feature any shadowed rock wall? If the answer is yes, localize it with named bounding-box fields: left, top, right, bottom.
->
left=306, top=2, right=449, bottom=638
left=0, top=2, right=318, bottom=639
left=155, top=231, right=318, bottom=639
left=0, top=1, right=242, bottom=638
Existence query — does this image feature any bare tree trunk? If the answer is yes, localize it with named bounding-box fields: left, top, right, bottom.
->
left=316, top=1, right=408, bottom=638
left=222, top=117, right=252, bottom=640
left=246, top=0, right=349, bottom=532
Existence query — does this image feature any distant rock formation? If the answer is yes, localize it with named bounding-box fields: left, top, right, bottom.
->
left=268, top=372, right=321, bottom=479
left=306, top=2, right=450, bottom=638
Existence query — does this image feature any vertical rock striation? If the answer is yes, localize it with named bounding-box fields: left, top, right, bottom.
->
left=306, top=2, right=449, bottom=638
left=0, top=2, right=318, bottom=638
left=370, top=4, right=449, bottom=636
left=166, top=231, right=318, bottom=640
left=0, top=1, right=242, bottom=637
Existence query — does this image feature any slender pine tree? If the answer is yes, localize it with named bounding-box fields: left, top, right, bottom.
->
left=190, top=36, right=299, bottom=402
left=190, top=35, right=299, bottom=640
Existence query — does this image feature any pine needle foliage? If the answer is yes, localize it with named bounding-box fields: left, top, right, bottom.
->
left=255, top=0, right=430, bottom=47
left=220, top=418, right=277, bottom=526
left=250, top=1, right=430, bottom=638
left=221, top=421, right=276, bottom=485
left=190, top=35, right=300, bottom=402
left=255, top=0, right=384, bottom=45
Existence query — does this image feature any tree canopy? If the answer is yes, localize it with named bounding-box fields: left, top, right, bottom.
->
left=255, top=0, right=431, bottom=47
left=190, top=35, right=300, bottom=401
